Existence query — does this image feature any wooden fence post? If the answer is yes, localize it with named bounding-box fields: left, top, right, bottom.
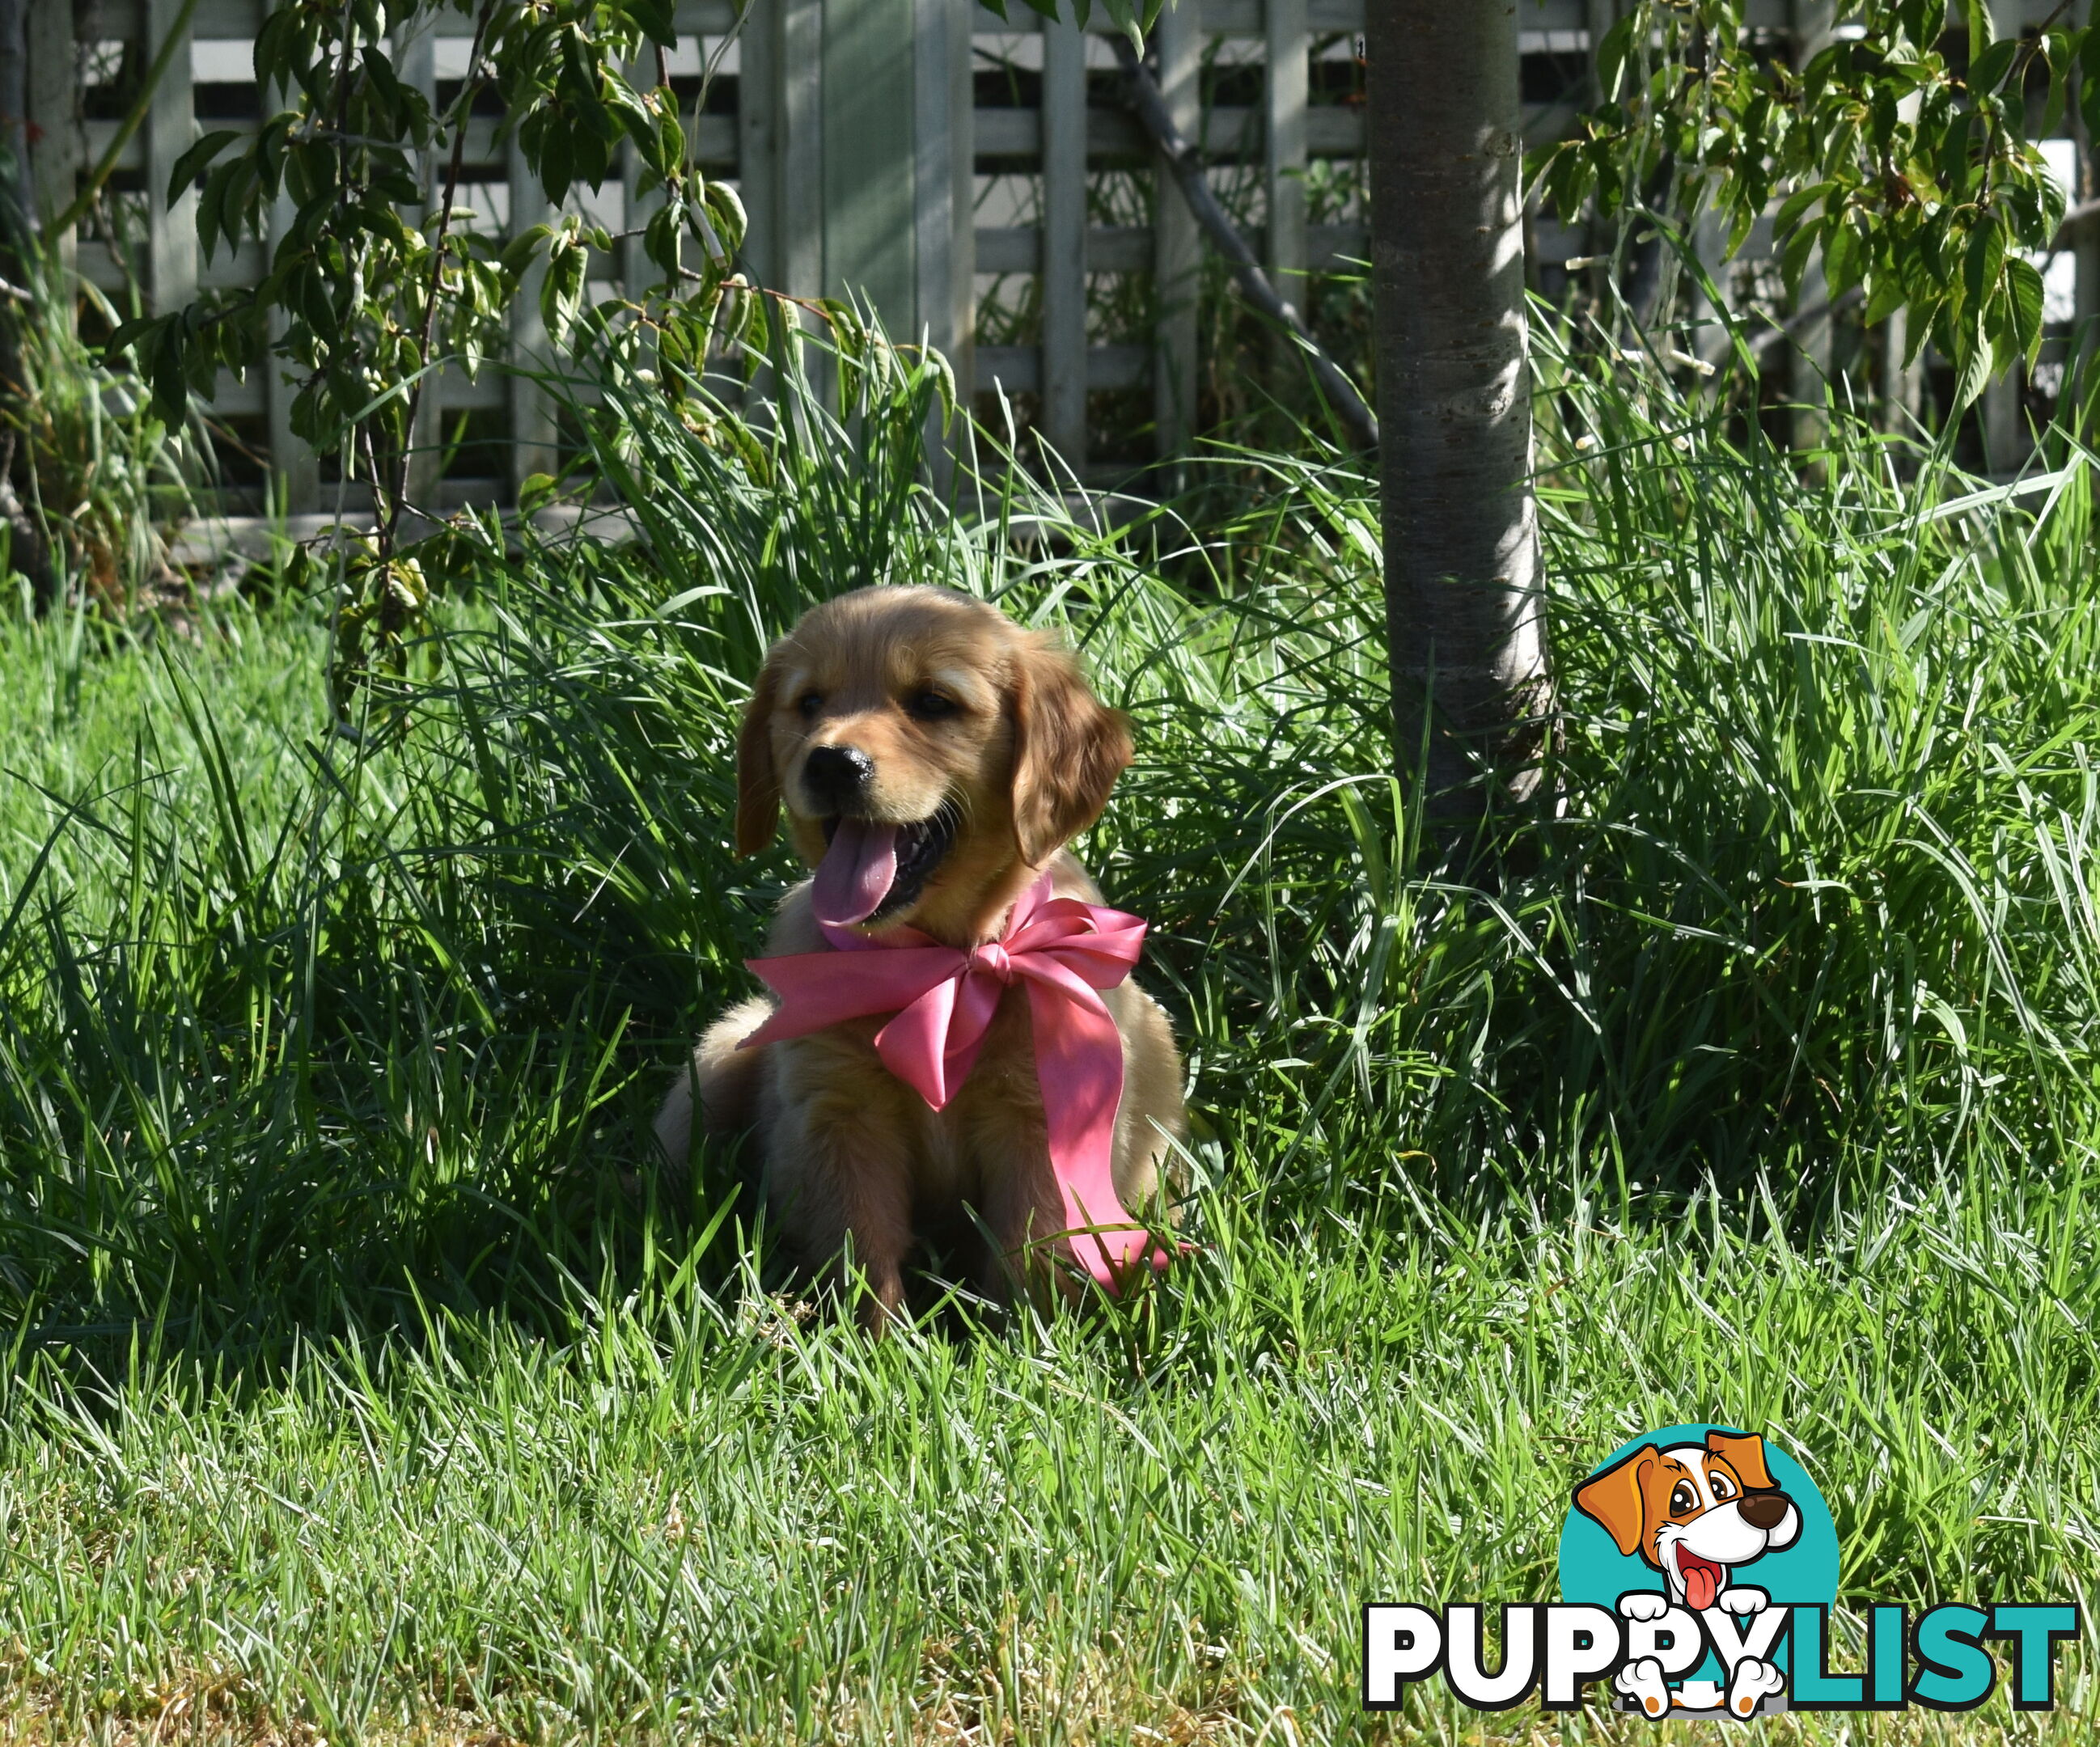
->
left=400, top=20, right=442, bottom=513
left=912, top=0, right=959, bottom=486
left=780, top=0, right=823, bottom=302
left=1789, top=0, right=1834, bottom=453
left=267, top=188, right=320, bottom=513
left=1265, top=0, right=1307, bottom=337
left=950, top=0, right=976, bottom=407
left=145, top=0, right=197, bottom=319
left=912, top=0, right=955, bottom=359
left=824, top=0, right=917, bottom=325
left=1980, top=0, right=2028, bottom=472
left=738, top=3, right=777, bottom=296
left=26, top=2, right=78, bottom=286
left=1039, top=15, right=1086, bottom=472
left=1153, top=0, right=1198, bottom=459
left=507, top=131, right=558, bottom=495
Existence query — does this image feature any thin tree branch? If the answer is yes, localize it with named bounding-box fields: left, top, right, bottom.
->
left=387, top=0, right=501, bottom=556
left=1111, top=34, right=1378, bottom=452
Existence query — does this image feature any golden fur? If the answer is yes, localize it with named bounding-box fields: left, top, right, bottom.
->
left=656, top=586, right=1186, bottom=1327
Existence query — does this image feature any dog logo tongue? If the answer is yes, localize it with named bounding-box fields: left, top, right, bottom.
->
left=812, top=818, right=900, bottom=925
left=1683, top=1555, right=1722, bottom=1612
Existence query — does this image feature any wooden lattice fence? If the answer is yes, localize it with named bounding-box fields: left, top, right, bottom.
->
left=20, top=0, right=2094, bottom=511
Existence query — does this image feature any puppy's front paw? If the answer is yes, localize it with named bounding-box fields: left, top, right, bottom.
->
left=1717, top=1585, right=1769, bottom=1615
left=1615, top=1655, right=1670, bottom=1719
left=1728, top=1656, right=1785, bottom=1717
left=1617, top=1589, right=1670, bottom=1622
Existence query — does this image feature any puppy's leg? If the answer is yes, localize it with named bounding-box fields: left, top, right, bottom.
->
left=654, top=996, right=776, bottom=1170
left=765, top=1060, right=918, bottom=1333
left=1109, top=979, right=1188, bottom=1215
left=972, top=1140, right=1067, bottom=1309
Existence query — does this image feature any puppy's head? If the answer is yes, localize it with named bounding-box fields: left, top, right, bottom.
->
left=735, top=586, right=1131, bottom=940
left=1573, top=1430, right=1799, bottom=1610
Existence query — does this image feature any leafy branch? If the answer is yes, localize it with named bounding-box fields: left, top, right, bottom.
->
left=1532, top=0, right=2085, bottom=404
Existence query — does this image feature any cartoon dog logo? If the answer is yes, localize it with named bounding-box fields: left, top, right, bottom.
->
left=1573, top=1429, right=1802, bottom=1718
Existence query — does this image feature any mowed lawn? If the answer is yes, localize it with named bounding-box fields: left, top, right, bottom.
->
left=0, top=354, right=2095, bottom=1741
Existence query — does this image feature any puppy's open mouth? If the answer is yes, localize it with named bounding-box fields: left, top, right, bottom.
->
left=1669, top=1546, right=1727, bottom=1612
left=811, top=804, right=959, bottom=926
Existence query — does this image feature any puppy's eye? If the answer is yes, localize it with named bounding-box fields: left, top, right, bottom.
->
left=906, top=689, right=958, bottom=721
left=1710, top=1473, right=1735, bottom=1500
left=1670, top=1483, right=1698, bottom=1515
left=796, top=691, right=823, bottom=720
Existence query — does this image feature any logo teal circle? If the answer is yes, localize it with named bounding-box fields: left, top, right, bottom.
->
left=1559, top=1422, right=1840, bottom=1678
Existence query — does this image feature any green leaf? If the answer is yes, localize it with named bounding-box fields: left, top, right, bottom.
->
left=645, top=201, right=682, bottom=280
left=149, top=319, right=189, bottom=426
left=540, top=235, right=587, bottom=345
left=1967, top=36, right=2019, bottom=96
left=104, top=311, right=170, bottom=365
left=703, top=180, right=747, bottom=258
left=1780, top=220, right=1820, bottom=303
left=2005, top=254, right=2045, bottom=365
left=1595, top=13, right=1638, bottom=104
left=1951, top=309, right=1994, bottom=410
left=1773, top=180, right=1837, bottom=240
left=627, top=0, right=677, bottom=46
left=517, top=471, right=560, bottom=514
left=168, top=129, right=241, bottom=203
left=1963, top=218, right=2005, bottom=310
left=1823, top=217, right=1864, bottom=298
left=501, top=224, right=553, bottom=281
left=1864, top=263, right=1907, bottom=328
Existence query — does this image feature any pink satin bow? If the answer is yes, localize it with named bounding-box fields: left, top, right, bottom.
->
left=739, top=874, right=1166, bottom=1287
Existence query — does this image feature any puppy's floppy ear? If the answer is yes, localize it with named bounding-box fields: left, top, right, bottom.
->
left=1009, top=632, right=1133, bottom=865
left=1574, top=1446, right=1658, bottom=1559
left=1705, top=1430, right=1776, bottom=1491
left=735, top=654, right=784, bottom=857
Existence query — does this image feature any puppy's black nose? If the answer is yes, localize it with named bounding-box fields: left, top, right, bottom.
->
left=1738, top=1491, right=1792, bottom=1530
left=803, top=743, right=874, bottom=810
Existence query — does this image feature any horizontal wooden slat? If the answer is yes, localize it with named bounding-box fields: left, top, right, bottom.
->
left=190, top=0, right=738, bottom=39
left=210, top=366, right=507, bottom=413
left=977, top=223, right=1147, bottom=273
left=976, top=343, right=1149, bottom=392
left=966, top=0, right=2080, bottom=37
left=127, top=355, right=515, bottom=421
left=200, top=239, right=265, bottom=287
left=1196, top=0, right=1369, bottom=30
left=978, top=220, right=1370, bottom=275
left=83, top=120, right=146, bottom=173
left=973, top=0, right=1367, bottom=32
left=452, top=116, right=736, bottom=165
left=974, top=104, right=1362, bottom=160
left=212, top=367, right=264, bottom=414
left=79, top=251, right=140, bottom=292
left=194, top=0, right=260, bottom=34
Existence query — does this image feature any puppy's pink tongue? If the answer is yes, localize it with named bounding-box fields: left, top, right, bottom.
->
left=1685, top=1565, right=1719, bottom=1612
left=811, top=818, right=899, bottom=926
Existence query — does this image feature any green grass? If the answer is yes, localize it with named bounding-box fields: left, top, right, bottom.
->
left=0, top=335, right=2096, bottom=1741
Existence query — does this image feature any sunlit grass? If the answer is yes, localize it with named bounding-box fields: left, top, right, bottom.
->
left=0, top=333, right=2094, bottom=1740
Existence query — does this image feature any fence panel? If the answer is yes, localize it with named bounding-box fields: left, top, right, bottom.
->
left=21, top=0, right=2089, bottom=512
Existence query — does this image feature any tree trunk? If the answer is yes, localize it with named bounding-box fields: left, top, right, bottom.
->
left=0, top=0, right=55, bottom=609
left=1365, top=0, right=1552, bottom=820
left=0, top=0, right=25, bottom=222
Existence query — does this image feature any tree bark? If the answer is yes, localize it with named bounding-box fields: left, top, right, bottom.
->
left=0, top=0, right=27, bottom=224
left=1365, top=0, right=1552, bottom=819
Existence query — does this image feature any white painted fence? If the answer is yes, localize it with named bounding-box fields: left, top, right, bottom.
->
left=22, top=0, right=2087, bottom=509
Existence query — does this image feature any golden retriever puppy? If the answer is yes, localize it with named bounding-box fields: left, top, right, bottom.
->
left=655, top=585, right=1185, bottom=1326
